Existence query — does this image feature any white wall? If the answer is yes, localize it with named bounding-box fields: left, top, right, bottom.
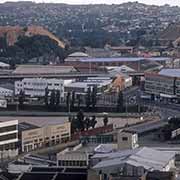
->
left=15, top=78, right=65, bottom=98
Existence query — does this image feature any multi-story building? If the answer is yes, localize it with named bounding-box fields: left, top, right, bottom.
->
left=15, top=78, right=67, bottom=98
left=0, top=120, right=19, bottom=159
left=144, top=69, right=180, bottom=100
left=20, top=121, right=71, bottom=152
left=145, top=73, right=176, bottom=98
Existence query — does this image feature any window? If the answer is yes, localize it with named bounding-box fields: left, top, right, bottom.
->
left=122, top=137, right=128, bottom=141
left=0, top=133, right=17, bottom=142
left=0, top=125, right=17, bottom=134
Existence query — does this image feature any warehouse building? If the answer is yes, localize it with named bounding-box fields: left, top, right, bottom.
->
left=93, top=147, right=175, bottom=178
left=13, top=65, right=77, bottom=75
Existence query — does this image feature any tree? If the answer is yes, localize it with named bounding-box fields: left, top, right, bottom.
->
left=103, top=115, right=109, bottom=126
left=91, top=86, right=97, bottom=109
left=76, top=110, right=85, bottom=131
left=84, top=116, right=90, bottom=130
left=117, top=91, right=123, bottom=112
left=90, top=115, right=97, bottom=128
left=44, top=87, right=49, bottom=107
left=18, top=90, right=25, bottom=109
left=55, top=90, right=60, bottom=107
left=66, top=92, right=71, bottom=112
left=86, top=87, right=91, bottom=110
left=69, top=116, right=77, bottom=134
left=77, top=94, right=81, bottom=109
left=71, top=91, right=75, bottom=109
left=50, top=90, right=56, bottom=110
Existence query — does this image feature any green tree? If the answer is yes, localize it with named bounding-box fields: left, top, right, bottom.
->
left=18, top=90, right=25, bottom=109
left=91, top=86, right=97, bottom=109
left=84, top=116, right=90, bottom=130
left=50, top=90, right=56, bottom=110
left=90, top=115, right=97, bottom=128
left=117, top=91, right=123, bottom=112
left=44, top=87, right=49, bottom=107
left=103, top=115, right=109, bottom=126
left=77, top=94, right=81, bottom=109
left=55, top=90, right=60, bottom=107
left=76, top=110, right=85, bottom=131
left=66, top=92, right=71, bottom=112
left=71, top=91, right=75, bottom=109
left=86, top=87, right=91, bottom=110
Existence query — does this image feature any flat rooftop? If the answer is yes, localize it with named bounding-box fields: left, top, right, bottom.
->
left=159, top=68, right=180, bottom=78
left=18, top=122, right=39, bottom=133
left=13, top=65, right=77, bottom=75
left=0, top=116, right=69, bottom=127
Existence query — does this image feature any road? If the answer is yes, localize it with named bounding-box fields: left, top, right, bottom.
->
left=140, top=100, right=180, bottom=119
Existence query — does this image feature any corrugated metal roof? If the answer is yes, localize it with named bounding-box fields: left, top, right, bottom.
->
left=93, top=147, right=175, bottom=171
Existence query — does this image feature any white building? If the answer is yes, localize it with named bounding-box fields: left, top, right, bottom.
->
left=0, top=120, right=19, bottom=159
left=0, top=87, right=13, bottom=98
left=15, top=78, right=70, bottom=98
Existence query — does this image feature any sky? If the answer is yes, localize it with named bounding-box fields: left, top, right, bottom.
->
left=0, top=0, right=180, bottom=6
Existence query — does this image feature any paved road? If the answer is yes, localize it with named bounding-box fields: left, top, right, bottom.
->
left=140, top=100, right=180, bottom=119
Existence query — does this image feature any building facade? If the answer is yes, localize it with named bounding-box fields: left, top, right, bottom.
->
left=15, top=78, right=65, bottom=98
left=21, top=122, right=71, bottom=152
left=145, top=73, right=180, bottom=99
left=57, top=152, right=88, bottom=168
left=117, top=130, right=139, bottom=150
left=0, top=120, right=19, bottom=159
left=0, top=87, right=13, bottom=98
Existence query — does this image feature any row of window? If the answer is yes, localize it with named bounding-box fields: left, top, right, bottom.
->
left=0, top=142, right=18, bottom=151
left=58, top=160, right=87, bottom=167
left=0, top=133, right=17, bottom=142
left=0, top=125, right=17, bottom=134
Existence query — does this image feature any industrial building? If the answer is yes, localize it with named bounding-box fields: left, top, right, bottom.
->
left=0, top=120, right=19, bottom=159
left=15, top=78, right=72, bottom=98
left=93, top=147, right=175, bottom=178
left=65, top=77, right=112, bottom=95
left=13, top=65, right=77, bottom=75
left=145, top=68, right=180, bottom=100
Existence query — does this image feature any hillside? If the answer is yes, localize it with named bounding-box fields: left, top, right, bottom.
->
left=159, top=24, right=180, bottom=41
left=1, top=2, right=180, bottom=47
left=0, top=26, right=65, bottom=66
left=0, top=26, right=65, bottom=48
